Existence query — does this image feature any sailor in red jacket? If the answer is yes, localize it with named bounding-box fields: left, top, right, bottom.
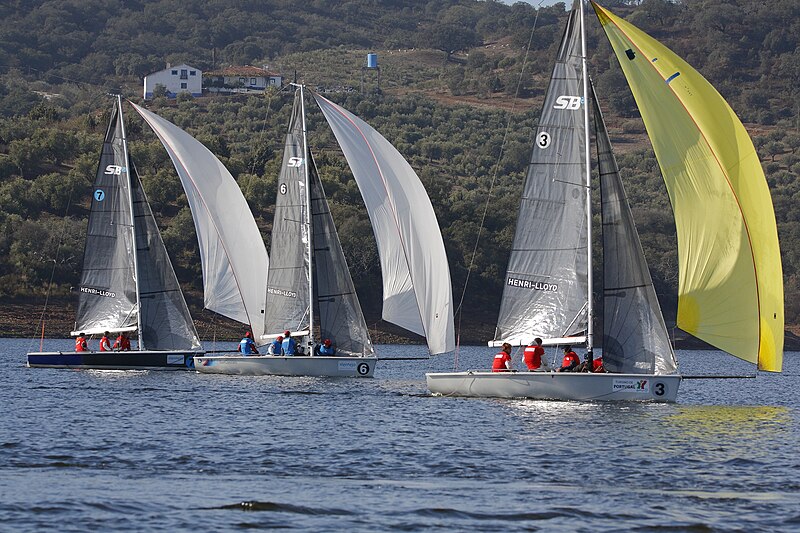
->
left=558, top=345, right=580, bottom=372
left=492, top=342, right=513, bottom=372
left=524, top=337, right=545, bottom=371
left=99, top=331, right=112, bottom=352
left=75, top=333, right=88, bottom=352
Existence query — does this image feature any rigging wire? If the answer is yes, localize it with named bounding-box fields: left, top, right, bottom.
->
left=452, top=2, right=545, bottom=370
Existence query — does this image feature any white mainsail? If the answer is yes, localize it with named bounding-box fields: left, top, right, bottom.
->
left=131, top=103, right=269, bottom=341
left=313, top=93, right=455, bottom=355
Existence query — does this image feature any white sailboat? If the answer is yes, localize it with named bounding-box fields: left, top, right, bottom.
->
left=426, top=0, right=783, bottom=401
left=195, top=84, right=455, bottom=377
left=27, top=96, right=203, bottom=370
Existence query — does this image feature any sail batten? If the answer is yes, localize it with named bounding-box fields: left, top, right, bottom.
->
left=593, top=2, right=783, bottom=371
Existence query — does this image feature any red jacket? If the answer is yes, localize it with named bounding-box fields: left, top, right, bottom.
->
left=561, top=351, right=579, bottom=368
left=75, top=337, right=88, bottom=352
left=592, top=359, right=605, bottom=372
left=524, top=345, right=544, bottom=370
left=99, top=336, right=111, bottom=352
left=492, top=351, right=511, bottom=372
left=113, top=335, right=131, bottom=351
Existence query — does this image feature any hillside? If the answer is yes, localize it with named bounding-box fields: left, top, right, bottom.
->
left=0, top=0, right=798, bottom=343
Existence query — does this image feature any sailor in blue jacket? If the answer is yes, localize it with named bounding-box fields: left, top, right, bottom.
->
left=317, top=338, right=336, bottom=355
left=281, top=330, right=297, bottom=355
left=238, top=332, right=259, bottom=355
left=267, top=335, right=283, bottom=355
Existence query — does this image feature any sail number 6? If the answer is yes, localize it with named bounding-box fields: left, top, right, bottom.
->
left=537, top=132, right=551, bottom=149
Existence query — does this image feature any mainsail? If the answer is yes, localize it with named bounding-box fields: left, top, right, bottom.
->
left=131, top=103, right=270, bottom=342
left=593, top=2, right=783, bottom=371
left=593, top=84, right=676, bottom=375
left=313, top=92, right=455, bottom=355
left=74, top=99, right=200, bottom=350
left=263, top=95, right=312, bottom=336
left=493, top=5, right=589, bottom=346
left=74, top=104, right=138, bottom=336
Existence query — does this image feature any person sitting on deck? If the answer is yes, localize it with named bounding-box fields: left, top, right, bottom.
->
left=267, top=335, right=283, bottom=355
left=316, top=338, right=336, bottom=356
left=575, top=351, right=594, bottom=372
left=237, top=331, right=259, bottom=355
left=99, top=331, right=112, bottom=352
left=492, top=342, right=513, bottom=372
left=75, top=333, right=89, bottom=352
left=281, top=330, right=297, bottom=356
left=113, top=333, right=131, bottom=351
left=558, top=345, right=580, bottom=372
left=524, top=337, right=546, bottom=371
left=592, top=357, right=606, bottom=373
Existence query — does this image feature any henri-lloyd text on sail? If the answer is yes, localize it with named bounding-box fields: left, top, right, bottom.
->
left=506, top=277, right=558, bottom=292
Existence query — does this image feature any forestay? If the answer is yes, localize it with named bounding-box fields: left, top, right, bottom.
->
left=131, top=103, right=269, bottom=342
left=593, top=84, right=676, bottom=375
left=313, top=93, right=455, bottom=355
left=492, top=6, right=588, bottom=346
left=593, top=2, right=783, bottom=371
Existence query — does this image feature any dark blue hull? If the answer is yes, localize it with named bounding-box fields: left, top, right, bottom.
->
left=26, top=350, right=204, bottom=370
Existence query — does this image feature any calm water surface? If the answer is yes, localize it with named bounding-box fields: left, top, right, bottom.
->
left=2, top=338, right=799, bottom=531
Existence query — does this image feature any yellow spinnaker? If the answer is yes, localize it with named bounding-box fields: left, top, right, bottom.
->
left=592, top=2, right=783, bottom=372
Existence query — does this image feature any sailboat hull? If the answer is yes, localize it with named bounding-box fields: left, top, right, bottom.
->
left=426, top=371, right=681, bottom=402
left=26, top=350, right=204, bottom=370
left=193, top=355, right=378, bottom=377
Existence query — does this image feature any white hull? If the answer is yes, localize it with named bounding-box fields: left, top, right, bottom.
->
left=426, top=371, right=681, bottom=402
left=193, top=355, right=377, bottom=377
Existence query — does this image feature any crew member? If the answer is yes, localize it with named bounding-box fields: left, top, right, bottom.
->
left=281, top=330, right=297, bottom=356
left=524, top=337, right=545, bottom=371
left=75, top=333, right=88, bottom=352
left=237, top=331, right=259, bottom=355
left=317, top=338, right=336, bottom=355
left=99, top=331, right=112, bottom=352
left=268, top=335, right=283, bottom=355
left=558, top=345, right=580, bottom=372
left=113, top=332, right=131, bottom=351
left=492, top=342, right=513, bottom=372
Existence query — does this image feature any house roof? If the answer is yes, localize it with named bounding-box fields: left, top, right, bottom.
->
left=204, top=65, right=281, bottom=77
left=144, top=63, right=200, bottom=77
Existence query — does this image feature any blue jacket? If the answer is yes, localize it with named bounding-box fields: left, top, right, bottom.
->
left=318, top=344, right=335, bottom=355
left=239, top=337, right=257, bottom=355
left=268, top=339, right=282, bottom=355
left=282, top=337, right=297, bottom=355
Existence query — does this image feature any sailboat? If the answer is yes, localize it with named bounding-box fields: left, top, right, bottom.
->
left=130, top=102, right=270, bottom=344
left=27, top=96, right=203, bottom=370
left=195, top=84, right=455, bottom=377
left=426, top=0, right=783, bottom=401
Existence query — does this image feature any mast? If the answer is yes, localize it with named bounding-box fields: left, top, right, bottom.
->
left=299, top=84, right=315, bottom=351
left=579, top=0, right=593, bottom=351
left=117, top=95, right=143, bottom=349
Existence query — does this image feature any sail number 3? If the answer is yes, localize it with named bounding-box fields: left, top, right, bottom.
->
left=537, top=132, right=551, bottom=149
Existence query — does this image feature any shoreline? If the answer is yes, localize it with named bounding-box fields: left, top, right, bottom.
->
left=4, top=298, right=799, bottom=350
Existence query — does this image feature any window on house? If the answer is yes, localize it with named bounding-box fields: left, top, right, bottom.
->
left=181, top=83, right=187, bottom=89
left=171, top=70, right=178, bottom=75
left=239, top=77, right=246, bottom=84
left=190, top=71, right=196, bottom=76
left=180, top=69, right=188, bottom=79
left=250, top=78, right=256, bottom=85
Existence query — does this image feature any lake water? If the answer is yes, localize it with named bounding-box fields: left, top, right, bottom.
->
left=2, top=338, right=799, bottom=531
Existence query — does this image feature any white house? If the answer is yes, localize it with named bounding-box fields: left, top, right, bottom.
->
left=203, top=65, right=283, bottom=94
left=143, top=63, right=202, bottom=99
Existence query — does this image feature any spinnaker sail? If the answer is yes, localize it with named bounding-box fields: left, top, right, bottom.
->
left=593, top=1, right=783, bottom=371
left=313, top=93, right=455, bottom=355
left=131, top=103, right=270, bottom=342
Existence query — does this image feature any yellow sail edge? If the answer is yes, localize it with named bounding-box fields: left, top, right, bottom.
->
left=592, top=2, right=783, bottom=372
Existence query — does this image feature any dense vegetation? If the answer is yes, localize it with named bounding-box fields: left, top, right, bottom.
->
left=1, top=0, right=798, bottom=340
